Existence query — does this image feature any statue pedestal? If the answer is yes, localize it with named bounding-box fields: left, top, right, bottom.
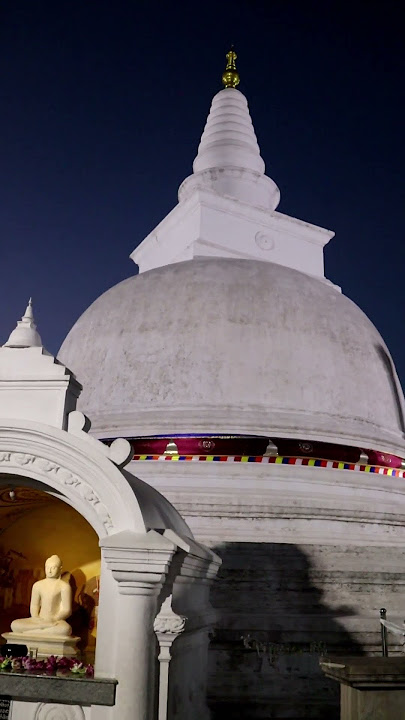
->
left=320, top=656, right=405, bottom=720
left=2, top=632, right=80, bottom=658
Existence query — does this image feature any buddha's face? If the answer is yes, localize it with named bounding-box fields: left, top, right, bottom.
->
left=45, top=557, right=62, bottom=579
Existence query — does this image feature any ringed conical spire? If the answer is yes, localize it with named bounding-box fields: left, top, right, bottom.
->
left=4, top=298, right=43, bottom=348
left=178, top=49, right=280, bottom=210
left=193, top=81, right=265, bottom=176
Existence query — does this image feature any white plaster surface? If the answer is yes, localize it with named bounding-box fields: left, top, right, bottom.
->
left=193, top=89, right=266, bottom=176
left=59, top=258, right=405, bottom=456
left=5, top=299, right=42, bottom=348
left=131, top=187, right=333, bottom=277
left=135, top=458, right=405, bottom=718
left=8, top=72, right=405, bottom=720
left=0, top=319, right=220, bottom=720
left=181, top=88, right=280, bottom=211
left=0, top=346, right=81, bottom=430
left=132, top=461, right=405, bottom=542
left=10, top=704, right=89, bottom=720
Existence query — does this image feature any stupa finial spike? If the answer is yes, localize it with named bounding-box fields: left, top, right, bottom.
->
left=222, top=46, right=240, bottom=89
left=24, top=297, right=34, bottom=321
left=4, top=297, right=43, bottom=348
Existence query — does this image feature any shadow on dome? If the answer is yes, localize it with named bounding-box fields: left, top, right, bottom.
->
left=375, top=343, right=405, bottom=434
left=207, top=542, right=363, bottom=720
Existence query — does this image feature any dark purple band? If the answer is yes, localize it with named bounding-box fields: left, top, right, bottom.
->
left=102, top=435, right=404, bottom=469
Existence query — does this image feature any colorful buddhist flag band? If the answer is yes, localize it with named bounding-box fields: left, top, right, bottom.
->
left=132, top=454, right=405, bottom=477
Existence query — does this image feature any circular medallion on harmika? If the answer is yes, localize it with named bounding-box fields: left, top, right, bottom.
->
left=255, top=231, right=275, bottom=251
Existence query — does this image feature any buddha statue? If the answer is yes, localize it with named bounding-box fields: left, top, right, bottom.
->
left=11, top=555, right=73, bottom=637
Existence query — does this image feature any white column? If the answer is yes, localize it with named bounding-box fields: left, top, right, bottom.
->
left=154, top=595, right=186, bottom=720
left=99, top=530, right=178, bottom=720
left=113, top=585, right=159, bottom=719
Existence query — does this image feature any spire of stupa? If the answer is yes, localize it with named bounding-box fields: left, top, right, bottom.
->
left=221, top=46, right=240, bottom=88
left=178, top=48, right=280, bottom=210
left=4, top=298, right=43, bottom=348
left=132, top=49, right=334, bottom=278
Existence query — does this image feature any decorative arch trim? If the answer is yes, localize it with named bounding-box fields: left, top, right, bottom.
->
left=0, top=420, right=146, bottom=539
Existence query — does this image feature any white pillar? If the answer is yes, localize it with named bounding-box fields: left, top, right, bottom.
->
left=154, top=595, right=186, bottom=720
left=99, top=530, right=178, bottom=720
left=113, top=586, right=159, bottom=719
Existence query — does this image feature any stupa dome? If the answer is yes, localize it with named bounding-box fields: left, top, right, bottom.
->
left=58, top=53, right=405, bottom=462
left=58, top=256, right=405, bottom=457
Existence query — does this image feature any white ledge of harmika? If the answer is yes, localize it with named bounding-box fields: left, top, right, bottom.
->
left=131, top=185, right=335, bottom=278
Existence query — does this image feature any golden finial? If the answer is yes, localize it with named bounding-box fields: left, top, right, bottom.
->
left=222, top=46, right=240, bottom=89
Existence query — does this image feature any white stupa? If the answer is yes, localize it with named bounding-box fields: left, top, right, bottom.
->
left=58, top=50, right=405, bottom=718
left=58, top=50, right=405, bottom=459
left=4, top=298, right=43, bottom=349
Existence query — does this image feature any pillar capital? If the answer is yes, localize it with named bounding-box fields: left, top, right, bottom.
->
left=100, top=529, right=178, bottom=596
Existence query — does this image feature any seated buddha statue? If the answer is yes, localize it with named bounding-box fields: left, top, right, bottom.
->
left=11, top=555, right=72, bottom=637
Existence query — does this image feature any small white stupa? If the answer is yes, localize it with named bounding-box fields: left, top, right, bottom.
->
left=4, top=298, right=43, bottom=348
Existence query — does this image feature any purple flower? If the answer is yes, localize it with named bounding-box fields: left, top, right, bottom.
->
left=22, top=656, right=37, bottom=671
left=44, top=656, right=58, bottom=672
left=57, top=656, right=74, bottom=670
left=1, top=653, right=93, bottom=678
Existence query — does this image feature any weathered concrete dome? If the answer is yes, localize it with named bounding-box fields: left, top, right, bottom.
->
left=58, top=257, right=405, bottom=456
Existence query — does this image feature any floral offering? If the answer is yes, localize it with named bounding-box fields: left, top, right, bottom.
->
left=0, top=654, right=94, bottom=677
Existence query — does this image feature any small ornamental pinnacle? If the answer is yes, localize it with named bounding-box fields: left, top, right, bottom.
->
left=4, top=298, right=43, bottom=348
left=222, top=46, right=240, bottom=89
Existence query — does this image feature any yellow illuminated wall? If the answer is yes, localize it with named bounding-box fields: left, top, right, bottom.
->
left=0, top=495, right=100, bottom=659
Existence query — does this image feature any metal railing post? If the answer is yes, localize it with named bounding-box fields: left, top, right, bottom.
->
left=380, top=607, right=388, bottom=657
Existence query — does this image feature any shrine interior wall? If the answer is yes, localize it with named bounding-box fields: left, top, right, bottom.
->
left=0, top=489, right=100, bottom=660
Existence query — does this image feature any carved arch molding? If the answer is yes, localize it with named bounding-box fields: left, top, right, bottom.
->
left=0, top=450, right=113, bottom=535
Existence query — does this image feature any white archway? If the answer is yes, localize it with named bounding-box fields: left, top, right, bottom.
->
left=0, top=415, right=180, bottom=720
left=0, top=417, right=145, bottom=539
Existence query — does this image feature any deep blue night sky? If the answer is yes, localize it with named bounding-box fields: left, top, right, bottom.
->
left=1, top=2, right=404, bottom=381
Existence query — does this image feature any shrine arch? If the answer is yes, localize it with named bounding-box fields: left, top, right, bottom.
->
left=0, top=418, right=145, bottom=539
